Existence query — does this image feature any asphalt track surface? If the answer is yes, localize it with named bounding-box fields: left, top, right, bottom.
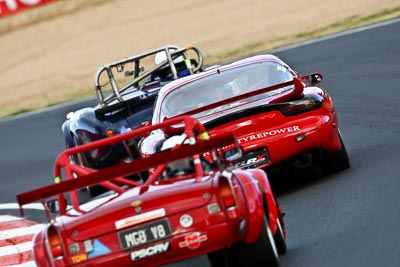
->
left=1, top=19, right=400, bottom=267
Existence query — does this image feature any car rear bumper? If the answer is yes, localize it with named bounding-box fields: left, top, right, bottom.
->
left=58, top=221, right=242, bottom=267
left=219, top=110, right=342, bottom=170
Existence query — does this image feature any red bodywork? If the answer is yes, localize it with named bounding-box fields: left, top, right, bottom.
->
left=17, top=116, right=285, bottom=267
left=148, top=54, right=349, bottom=177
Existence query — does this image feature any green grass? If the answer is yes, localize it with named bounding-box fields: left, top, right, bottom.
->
left=1, top=5, right=400, bottom=119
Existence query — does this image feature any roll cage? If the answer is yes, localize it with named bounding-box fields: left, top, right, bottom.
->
left=94, top=45, right=203, bottom=106
left=17, top=116, right=239, bottom=218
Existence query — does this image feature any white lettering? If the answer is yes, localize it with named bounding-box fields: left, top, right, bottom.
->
left=275, top=128, right=287, bottom=134
left=131, top=242, right=170, bottom=261
left=125, top=230, right=147, bottom=247
left=246, top=158, right=258, bottom=165
left=150, top=224, right=166, bottom=239
left=237, top=126, right=301, bottom=144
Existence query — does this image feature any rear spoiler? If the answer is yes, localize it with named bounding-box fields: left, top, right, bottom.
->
left=180, top=77, right=304, bottom=118
left=16, top=116, right=236, bottom=215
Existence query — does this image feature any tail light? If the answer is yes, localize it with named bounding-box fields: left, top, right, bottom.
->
left=218, top=176, right=236, bottom=210
left=47, top=225, right=64, bottom=259
left=278, top=95, right=322, bottom=116
left=75, top=129, right=111, bottom=160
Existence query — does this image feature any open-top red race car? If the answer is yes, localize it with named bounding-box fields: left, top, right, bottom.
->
left=141, top=54, right=350, bottom=182
left=17, top=116, right=286, bottom=267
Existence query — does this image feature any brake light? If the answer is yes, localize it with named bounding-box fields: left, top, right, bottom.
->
left=278, top=95, right=322, bottom=116
left=75, top=129, right=111, bottom=160
left=47, top=226, right=64, bottom=259
left=219, top=177, right=236, bottom=210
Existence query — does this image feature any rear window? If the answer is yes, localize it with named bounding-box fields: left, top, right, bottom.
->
left=160, top=61, right=293, bottom=120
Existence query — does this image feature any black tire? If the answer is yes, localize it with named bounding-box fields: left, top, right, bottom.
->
left=227, top=215, right=279, bottom=267
left=273, top=218, right=287, bottom=255
left=207, top=248, right=227, bottom=267
left=322, top=131, right=350, bottom=175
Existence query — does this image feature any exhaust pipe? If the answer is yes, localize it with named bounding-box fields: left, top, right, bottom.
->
left=292, top=152, right=313, bottom=169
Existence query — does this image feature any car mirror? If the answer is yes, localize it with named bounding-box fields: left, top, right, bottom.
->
left=223, top=146, right=243, bottom=162
left=301, top=73, right=323, bottom=86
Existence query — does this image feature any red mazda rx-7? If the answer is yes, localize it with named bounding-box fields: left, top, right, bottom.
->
left=141, top=54, right=350, bottom=181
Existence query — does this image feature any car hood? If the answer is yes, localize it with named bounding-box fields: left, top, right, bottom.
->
left=59, top=176, right=215, bottom=241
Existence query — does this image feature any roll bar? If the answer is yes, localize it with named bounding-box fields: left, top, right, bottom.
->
left=94, top=45, right=203, bottom=106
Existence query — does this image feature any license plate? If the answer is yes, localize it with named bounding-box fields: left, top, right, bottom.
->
left=235, top=147, right=270, bottom=169
left=118, top=219, right=171, bottom=250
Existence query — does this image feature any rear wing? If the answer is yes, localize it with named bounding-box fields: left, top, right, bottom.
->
left=94, top=45, right=203, bottom=106
left=16, top=116, right=236, bottom=215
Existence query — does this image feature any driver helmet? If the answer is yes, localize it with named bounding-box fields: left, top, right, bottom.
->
left=155, top=49, right=191, bottom=78
left=155, top=49, right=184, bottom=65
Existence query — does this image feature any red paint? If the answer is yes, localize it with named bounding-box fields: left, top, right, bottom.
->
left=0, top=0, right=58, bottom=17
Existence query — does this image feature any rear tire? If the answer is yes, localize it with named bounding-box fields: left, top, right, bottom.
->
left=227, top=215, right=279, bottom=267
left=273, top=218, right=287, bottom=255
left=322, top=131, right=350, bottom=175
left=207, top=248, right=227, bottom=267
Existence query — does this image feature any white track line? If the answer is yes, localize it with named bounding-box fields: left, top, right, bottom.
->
left=0, top=241, right=33, bottom=257
left=0, top=224, right=44, bottom=239
left=3, top=262, right=37, bottom=267
left=0, top=203, right=45, bottom=211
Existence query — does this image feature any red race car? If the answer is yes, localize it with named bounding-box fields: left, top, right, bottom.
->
left=142, top=54, right=350, bottom=181
left=17, top=116, right=287, bottom=267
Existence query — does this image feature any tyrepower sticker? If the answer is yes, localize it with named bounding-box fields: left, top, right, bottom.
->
left=237, top=126, right=300, bottom=144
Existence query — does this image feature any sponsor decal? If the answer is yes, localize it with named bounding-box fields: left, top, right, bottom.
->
left=88, top=239, right=111, bottom=258
left=71, top=253, right=87, bottom=264
left=207, top=203, right=221, bottom=214
left=130, top=199, right=142, bottom=213
left=130, top=241, right=170, bottom=261
left=130, top=200, right=142, bottom=208
left=237, top=126, right=300, bottom=144
left=84, top=240, right=93, bottom=253
left=236, top=151, right=269, bottom=168
left=236, top=147, right=270, bottom=169
left=68, top=243, right=80, bottom=254
left=178, top=232, right=207, bottom=250
left=179, top=214, right=193, bottom=228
